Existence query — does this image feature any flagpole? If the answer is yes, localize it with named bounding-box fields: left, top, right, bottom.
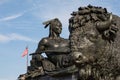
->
left=26, top=46, right=29, bottom=73
left=21, top=46, right=29, bottom=73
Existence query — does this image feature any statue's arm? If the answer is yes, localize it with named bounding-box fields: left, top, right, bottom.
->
left=35, top=38, right=47, bottom=54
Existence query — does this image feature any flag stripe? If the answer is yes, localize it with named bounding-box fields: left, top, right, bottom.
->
left=22, top=47, right=28, bottom=57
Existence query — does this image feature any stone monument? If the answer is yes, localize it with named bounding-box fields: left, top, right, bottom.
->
left=18, top=5, right=120, bottom=80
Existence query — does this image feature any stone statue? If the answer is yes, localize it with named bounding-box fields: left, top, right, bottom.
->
left=69, top=5, right=119, bottom=80
left=36, top=18, right=70, bottom=69
left=18, top=5, right=120, bottom=80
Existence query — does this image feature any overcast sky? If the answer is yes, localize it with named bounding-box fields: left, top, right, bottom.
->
left=0, top=0, right=120, bottom=80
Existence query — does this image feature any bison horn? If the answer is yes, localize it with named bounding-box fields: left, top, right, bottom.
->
left=96, top=13, right=112, bottom=31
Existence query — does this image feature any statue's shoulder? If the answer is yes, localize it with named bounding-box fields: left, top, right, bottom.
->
left=41, top=37, right=49, bottom=41
left=38, top=37, right=49, bottom=44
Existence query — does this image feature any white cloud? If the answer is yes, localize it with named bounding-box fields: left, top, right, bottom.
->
left=0, top=13, right=24, bottom=22
left=0, top=33, right=37, bottom=43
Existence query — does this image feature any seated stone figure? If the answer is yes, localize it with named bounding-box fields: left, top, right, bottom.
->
left=35, top=18, right=70, bottom=70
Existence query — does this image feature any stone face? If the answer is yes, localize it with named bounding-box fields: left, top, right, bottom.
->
left=18, top=5, right=120, bottom=80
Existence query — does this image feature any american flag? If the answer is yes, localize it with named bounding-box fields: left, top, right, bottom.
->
left=22, top=47, right=28, bottom=57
